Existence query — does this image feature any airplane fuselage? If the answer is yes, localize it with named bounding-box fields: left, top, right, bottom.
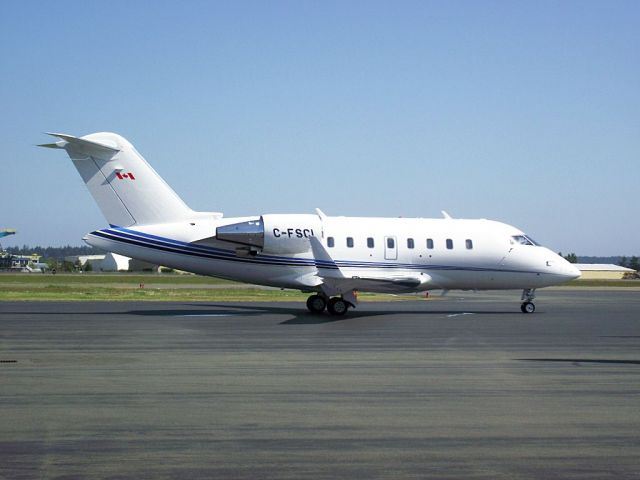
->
left=86, top=214, right=579, bottom=293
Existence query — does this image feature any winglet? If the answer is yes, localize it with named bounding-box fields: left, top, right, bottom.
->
left=309, top=236, right=344, bottom=277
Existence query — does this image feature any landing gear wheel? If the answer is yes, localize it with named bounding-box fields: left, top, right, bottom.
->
left=327, top=297, right=348, bottom=316
left=520, top=302, right=535, bottom=314
left=306, top=294, right=327, bottom=314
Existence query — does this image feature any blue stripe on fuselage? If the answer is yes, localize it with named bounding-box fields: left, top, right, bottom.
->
left=90, top=227, right=539, bottom=274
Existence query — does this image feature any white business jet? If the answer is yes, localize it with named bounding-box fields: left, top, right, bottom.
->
left=39, top=132, right=580, bottom=315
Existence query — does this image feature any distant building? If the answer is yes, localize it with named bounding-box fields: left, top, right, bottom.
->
left=574, top=264, right=636, bottom=280
left=0, top=253, right=44, bottom=272
left=65, top=255, right=106, bottom=269
left=99, top=253, right=130, bottom=272
left=64, top=254, right=159, bottom=272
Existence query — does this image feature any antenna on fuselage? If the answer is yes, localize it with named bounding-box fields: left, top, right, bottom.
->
left=315, top=208, right=327, bottom=221
left=441, top=210, right=453, bottom=219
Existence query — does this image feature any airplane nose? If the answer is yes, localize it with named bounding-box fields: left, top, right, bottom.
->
left=564, top=263, right=582, bottom=281
left=543, top=250, right=581, bottom=282
left=552, top=257, right=581, bottom=281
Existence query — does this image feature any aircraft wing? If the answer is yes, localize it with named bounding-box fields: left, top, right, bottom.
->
left=309, top=237, right=429, bottom=295
left=347, top=275, right=425, bottom=288
left=317, top=271, right=429, bottom=294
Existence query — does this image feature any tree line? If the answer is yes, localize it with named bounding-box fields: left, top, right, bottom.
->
left=618, top=256, right=640, bottom=271
left=3, top=245, right=105, bottom=261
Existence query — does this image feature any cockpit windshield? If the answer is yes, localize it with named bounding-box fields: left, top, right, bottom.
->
left=511, top=235, right=540, bottom=246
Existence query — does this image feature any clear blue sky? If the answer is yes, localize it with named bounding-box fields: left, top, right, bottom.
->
left=1, top=1, right=638, bottom=255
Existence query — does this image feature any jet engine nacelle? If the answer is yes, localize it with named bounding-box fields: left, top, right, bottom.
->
left=216, top=214, right=322, bottom=254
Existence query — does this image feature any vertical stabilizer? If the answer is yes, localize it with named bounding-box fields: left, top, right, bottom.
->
left=40, top=132, right=193, bottom=227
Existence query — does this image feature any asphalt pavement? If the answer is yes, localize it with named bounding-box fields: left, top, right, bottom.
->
left=1, top=289, right=639, bottom=479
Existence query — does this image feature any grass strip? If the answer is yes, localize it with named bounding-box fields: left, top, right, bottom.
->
left=0, top=273, right=236, bottom=285
left=1, top=274, right=637, bottom=302
left=566, top=279, right=640, bottom=287
left=0, top=285, right=409, bottom=302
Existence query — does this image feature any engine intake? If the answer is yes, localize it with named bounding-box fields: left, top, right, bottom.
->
left=215, top=218, right=264, bottom=248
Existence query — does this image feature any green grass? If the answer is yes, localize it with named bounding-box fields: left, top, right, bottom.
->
left=0, top=272, right=236, bottom=285
left=0, top=273, right=637, bottom=302
left=0, top=286, right=309, bottom=302
left=0, top=273, right=407, bottom=302
left=566, top=279, right=640, bottom=288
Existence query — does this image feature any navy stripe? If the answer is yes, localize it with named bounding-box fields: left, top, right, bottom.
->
left=110, top=227, right=330, bottom=266
left=111, top=227, right=378, bottom=267
left=109, top=227, right=429, bottom=269
left=91, top=227, right=541, bottom=275
left=92, top=230, right=335, bottom=268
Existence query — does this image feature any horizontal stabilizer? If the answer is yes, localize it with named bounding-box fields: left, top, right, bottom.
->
left=37, top=142, right=66, bottom=149
left=38, top=132, right=120, bottom=155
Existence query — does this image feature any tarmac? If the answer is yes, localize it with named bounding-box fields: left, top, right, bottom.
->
left=1, top=289, right=639, bottom=479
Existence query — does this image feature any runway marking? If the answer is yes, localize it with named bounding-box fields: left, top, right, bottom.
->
left=175, top=314, right=234, bottom=317
left=447, top=312, right=475, bottom=318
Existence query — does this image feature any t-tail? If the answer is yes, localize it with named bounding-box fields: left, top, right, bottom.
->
left=39, top=132, right=193, bottom=227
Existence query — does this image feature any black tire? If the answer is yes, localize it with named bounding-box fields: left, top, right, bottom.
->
left=327, top=297, right=348, bottom=316
left=521, top=302, right=535, bottom=313
left=306, top=294, right=327, bottom=313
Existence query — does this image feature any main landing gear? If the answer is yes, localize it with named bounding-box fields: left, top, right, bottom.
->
left=306, top=294, right=351, bottom=316
left=306, top=294, right=327, bottom=313
left=520, top=288, right=536, bottom=313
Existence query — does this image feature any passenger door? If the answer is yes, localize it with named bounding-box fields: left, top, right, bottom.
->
left=384, top=236, right=397, bottom=260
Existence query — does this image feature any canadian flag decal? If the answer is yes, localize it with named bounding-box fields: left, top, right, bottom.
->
left=116, top=172, right=136, bottom=180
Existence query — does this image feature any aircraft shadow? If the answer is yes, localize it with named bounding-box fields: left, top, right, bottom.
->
left=200, top=304, right=405, bottom=324
left=1, top=303, right=519, bottom=324
left=170, top=303, right=518, bottom=325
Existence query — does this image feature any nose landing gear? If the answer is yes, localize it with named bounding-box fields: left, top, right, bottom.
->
left=521, top=302, right=535, bottom=313
left=520, top=288, right=536, bottom=313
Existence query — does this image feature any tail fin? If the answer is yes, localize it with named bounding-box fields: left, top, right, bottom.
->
left=39, top=132, right=193, bottom=227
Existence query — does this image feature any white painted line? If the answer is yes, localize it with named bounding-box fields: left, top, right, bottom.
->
left=176, top=314, right=233, bottom=317
left=446, top=312, right=475, bottom=318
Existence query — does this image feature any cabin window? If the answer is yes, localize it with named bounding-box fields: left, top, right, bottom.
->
left=466, top=239, right=473, bottom=250
left=367, top=237, right=375, bottom=248
left=346, top=237, right=354, bottom=248
left=446, top=239, right=453, bottom=249
left=426, top=238, right=434, bottom=249
left=407, top=238, right=415, bottom=249
left=387, top=237, right=395, bottom=249
left=327, top=237, right=335, bottom=248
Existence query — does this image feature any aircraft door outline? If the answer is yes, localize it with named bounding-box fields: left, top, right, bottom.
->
left=384, top=236, right=397, bottom=260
